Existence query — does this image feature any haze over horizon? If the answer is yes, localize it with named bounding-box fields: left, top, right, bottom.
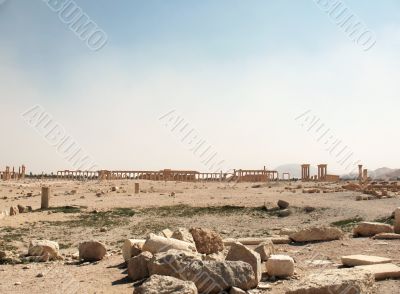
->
left=1, top=0, right=400, bottom=174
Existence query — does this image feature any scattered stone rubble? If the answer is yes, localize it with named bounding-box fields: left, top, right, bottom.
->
left=1, top=204, right=400, bottom=293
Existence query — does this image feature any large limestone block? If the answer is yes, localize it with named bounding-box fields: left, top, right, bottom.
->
left=148, top=250, right=256, bottom=293
left=254, top=240, right=275, bottom=261
left=143, top=234, right=196, bottom=254
left=122, top=239, right=145, bottom=261
left=190, top=228, right=224, bottom=255
left=172, top=228, right=195, bottom=244
left=148, top=249, right=203, bottom=277
left=28, top=240, right=61, bottom=261
left=341, top=255, right=392, bottom=267
left=286, top=268, right=374, bottom=294
left=289, top=226, right=344, bottom=242
left=394, top=207, right=400, bottom=234
left=266, top=255, right=294, bottom=277
left=353, top=222, right=393, bottom=237
left=225, top=242, right=261, bottom=286
left=127, top=251, right=152, bottom=281
left=78, top=240, right=107, bottom=261
left=135, top=274, right=198, bottom=294
left=356, top=263, right=400, bottom=280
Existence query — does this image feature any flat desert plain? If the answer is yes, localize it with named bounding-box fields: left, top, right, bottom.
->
left=0, top=179, right=399, bottom=293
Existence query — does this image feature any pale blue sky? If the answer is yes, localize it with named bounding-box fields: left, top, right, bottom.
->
left=1, top=0, right=400, bottom=174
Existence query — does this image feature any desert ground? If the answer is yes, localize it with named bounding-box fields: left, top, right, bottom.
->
left=0, top=179, right=399, bottom=293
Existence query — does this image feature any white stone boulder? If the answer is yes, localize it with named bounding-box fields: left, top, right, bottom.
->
left=225, top=242, right=261, bottom=286
left=266, top=255, right=294, bottom=277
left=148, top=250, right=256, bottom=293
left=254, top=240, right=275, bottom=261
left=127, top=251, right=153, bottom=281
left=28, top=240, right=62, bottom=261
left=353, top=222, right=393, bottom=237
left=135, top=274, right=198, bottom=294
left=172, top=227, right=195, bottom=244
left=78, top=240, right=107, bottom=262
left=122, top=239, right=145, bottom=262
left=143, top=234, right=196, bottom=254
left=289, top=226, right=344, bottom=242
left=190, top=228, right=224, bottom=255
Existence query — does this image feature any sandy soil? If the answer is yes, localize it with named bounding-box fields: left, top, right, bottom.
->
left=0, top=179, right=399, bottom=293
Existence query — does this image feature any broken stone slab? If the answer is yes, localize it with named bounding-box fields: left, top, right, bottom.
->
left=135, top=274, right=198, bottom=294
left=78, top=240, right=107, bottom=262
left=189, top=228, right=224, bottom=255
left=286, top=268, right=374, bottom=294
left=143, top=233, right=197, bottom=254
left=394, top=207, right=400, bottom=234
left=226, top=242, right=262, bottom=287
left=28, top=240, right=62, bottom=261
left=160, top=228, right=174, bottom=238
left=353, top=222, right=393, bottom=237
left=373, top=233, right=400, bottom=240
left=122, top=239, right=145, bottom=262
left=127, top=251, right=153, bottom=281
left=254, top=240, right=275, bottom=261
left=279, top=228, right=297, bottom=236
left=289, top=226, right=344, bottom=242
left=266, top=255, right=294, bottom=278
left=356, top=263, right=400, bottom=280
left=171, top=228, right=195, bottom=244
left=223, top=236, right=290, bottom=246
left=341, top=255, right=392, bottom=267
left=148, top=250, right=256, bottom=293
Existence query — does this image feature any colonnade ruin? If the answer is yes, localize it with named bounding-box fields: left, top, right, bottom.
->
left=301, top=163, right=340, bottom=182
left=0, top=165, right=26, bottom=180
left=55, top=167, right=280, bottom=182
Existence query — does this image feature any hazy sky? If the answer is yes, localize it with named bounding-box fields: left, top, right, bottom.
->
left=1, top=0, right=399, bottom=174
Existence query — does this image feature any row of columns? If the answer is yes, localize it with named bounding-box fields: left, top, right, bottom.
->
left=317, top=164, right=328, bottom=180
left=301, top=163, right=328, bottom=181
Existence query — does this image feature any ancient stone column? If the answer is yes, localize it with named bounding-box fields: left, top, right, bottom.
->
left=135, top=183, right=140, bottom=194
left=363, top=169, right=368, bottom=182
left=358, top=165, right=363, bottom=181
left=41, top=187, right=50, bottom=209
left=394, top=207, right=400, bottom=234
